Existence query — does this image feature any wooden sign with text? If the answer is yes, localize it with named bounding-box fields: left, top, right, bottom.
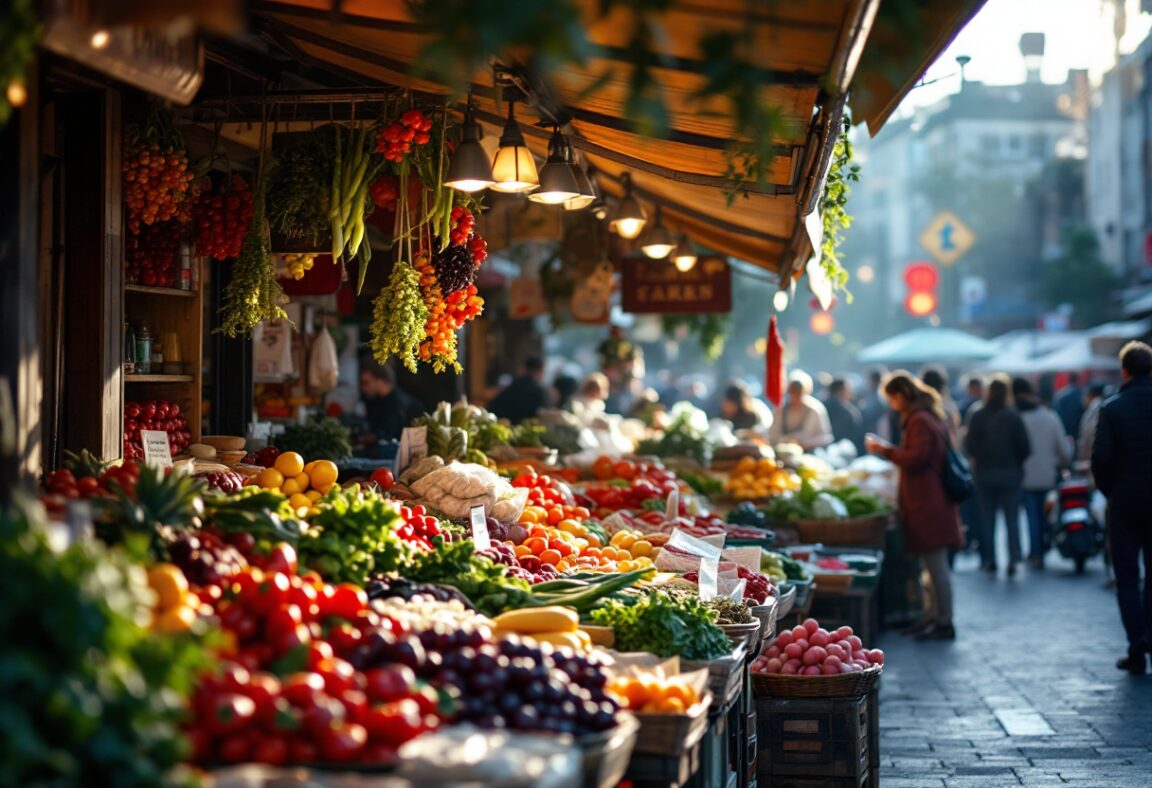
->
left=620, top=255, right=731, bottom=314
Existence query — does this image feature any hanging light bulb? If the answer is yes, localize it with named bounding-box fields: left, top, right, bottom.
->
left=564, top=145, right=596, bottom=211
left=529, top=126, right=581, bottom=204
left=641, top=207, right=675, bottom=259
left=445, top=98, right=495, bottom=192
left=671, top=233, right=697, bottom=271
left=490, top=100, right=538, bottom=193
left=610, top=173, right=646, bottom=239
left=773, top=289, right=790, bottom=311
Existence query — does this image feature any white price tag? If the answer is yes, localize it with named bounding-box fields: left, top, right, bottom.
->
left=141, top=429, right=173, bottom=469
left=698, top=557, right=720, bottom=601
left=470, top=505, right=491, bottom=551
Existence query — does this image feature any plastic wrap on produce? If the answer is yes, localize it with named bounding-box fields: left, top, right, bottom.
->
left=397, top=726, right=581, bottom=787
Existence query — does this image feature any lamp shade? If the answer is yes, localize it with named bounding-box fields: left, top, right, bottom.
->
left=640, top=207, right=673, bottom=258
left=610, top=197, right=646, bottom=240
left=490, top=104, right=538, bottom=193
left=445, top=105, right=494, bottom=192
left=564, top=163, right=596, bottom=211
left=529, top=127, right=580, bottom=204
left=671, top=234, right=697, bottom=271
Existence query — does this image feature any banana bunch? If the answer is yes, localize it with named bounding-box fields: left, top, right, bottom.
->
left=329, top=123, right=381, bottom=271
left=493, top=606, right=593, bottom=652
left=283, top=254, right=315, bottom=281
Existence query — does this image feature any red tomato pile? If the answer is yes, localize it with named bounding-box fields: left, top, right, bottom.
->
left=189, top=568, right=443, bottom=766
left=194, top=174, right=254, bottom=260
left=375, top=109, right=433, bottom=162
left=396, top=505, right=442, bottom=551
left=42, top=461, right=141, bottom=511
left=125, top=220, right=181, bottom=287
left=123, top=142, right=195, bottom=235
left=124, top=400, right=191, bottom=460
left=510, top=470, right=590, bottom=525
left=753, top=618, right=885, bottom=676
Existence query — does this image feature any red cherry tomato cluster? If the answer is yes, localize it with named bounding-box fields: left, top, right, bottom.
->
left=448, top=206, right=475, bottom=246
left=510, top=471, right=591, bottom=524
left=396, top=504, right=441, bottom=549
left=375, top=109, right=433, bottom=162
left=123, top=142, right=195, bottom=235
left=125, top=220, right=181, bottom=287
left=41, top=461, right=142, bottom=512
left=124, top=399, right=191, bottom=460
left=189, top=569, right=443, bottom=767
left=194, top=175, right=254, bottom=260
left=369, top=176, right=399, bottom=210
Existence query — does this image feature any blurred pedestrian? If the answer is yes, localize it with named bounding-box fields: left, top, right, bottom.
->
left=1077, top=381, right=1108, bottom=464
left=721, top=381, right=768, bottom=430
left=487, top=357, right=548, bottom=424
left=358, top=362, right=421, bottom=444
left=768, top=372, right=833, bottom=450
left=1091, top=342, right=1152, bottom=674
left=958, top=374, right=985, bottom=420
left=866, top=372, right=963, bottom=641
left=964, top=374, right=1031, bottom=577
left=858, top=368, right=886, bottom=434
left=920, top=366, right=960, bottom=444
left=573, top=372, right=609, bottom=415
left=824, top=377, right=864, bottom=452
left=1055, top=372, right=1085, bottom=437
left=1013, top=377, right=1071, bottom=570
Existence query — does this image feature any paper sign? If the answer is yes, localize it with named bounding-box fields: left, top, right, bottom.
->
left=667, top=528, right=723, bottom=562
left=470, top=505, right=491, bottom=551
left=395, top=426, right=428, bottom=474
left=141, top=429, right=173, bottom=468
left=698, top=557, right=719, bottom=601
left=665, top=489, right=680, bottom=522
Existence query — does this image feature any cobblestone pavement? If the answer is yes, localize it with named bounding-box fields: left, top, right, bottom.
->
left=878, top=553, right=1152, bottom=787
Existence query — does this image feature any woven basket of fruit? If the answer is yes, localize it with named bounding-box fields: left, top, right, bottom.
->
left=751, top=664, right=882, bottom=699
left=632, top=693, right=713, bottom=756
left=751, top=619, right=885, bottom=698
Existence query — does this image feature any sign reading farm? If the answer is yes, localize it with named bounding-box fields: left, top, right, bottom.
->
left=620, top=255, right=732, bottom=314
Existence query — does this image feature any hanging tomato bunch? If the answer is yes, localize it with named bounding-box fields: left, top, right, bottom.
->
left=125, top=220, right=182, bottom=288
left=193, top=174, right=254, bottom=260
left=375, top=108, right=433, bottom=162
left=123, top=143, right=196, bottom=235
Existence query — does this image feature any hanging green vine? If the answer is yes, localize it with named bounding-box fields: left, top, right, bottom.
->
left=819, top=112, right=859, bottom=298
left=0, top=0, right=39, bottom=129
left=661, top=313, right=730, bottom=361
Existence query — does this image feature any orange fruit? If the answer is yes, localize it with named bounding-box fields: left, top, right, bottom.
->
left=549, top=538, right=573, bottom=557
left=308, top=460, right=338, bottom=489
left=281, top=477, right=303, bottom=496
left=315, top=482, right=335, bottom=495
left=514, top=544, right=532, bottom=559
left=615, top=678, right=649, bottom=709
left=305, top=490, right=323, bottom=502
left=153, top=604, right=197, bottom=633
left=255, top=467, right=284, bottom=490
left=663, top=681, right=697, bottom=707
left=630, top=539, right=653, bottom=557
left=288, top=493, right=312, bottom=512
left=657, top=697, right=687, bottom=714
left=525, top=537, right=548, bottom=556
left=147, top=563, right=189, bottom=611
left=274, top=451, right=305, bottom=478
left=585, top=532, right=601, bottom=548
left=539, top=549, right=562, bottom=567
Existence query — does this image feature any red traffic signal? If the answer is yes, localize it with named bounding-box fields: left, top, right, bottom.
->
left=904, top=291, right=938, bottom=317
left=903, top=262, right=939, bottom=291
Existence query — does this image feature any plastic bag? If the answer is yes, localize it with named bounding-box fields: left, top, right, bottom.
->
left=308, top=326, right=339, bottom=392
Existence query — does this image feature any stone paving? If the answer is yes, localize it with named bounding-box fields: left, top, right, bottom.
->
left=877, top=553, right=1152, bottom=787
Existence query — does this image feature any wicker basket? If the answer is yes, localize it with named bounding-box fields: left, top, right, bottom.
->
left=632, top=693, right=713, bottom=755
left=792, top=514, right=891, bottom=547
left=750, top=601, right=777, bottom=652
left=579, top=713, right=640, bottom=788
left=718, top=620, right=761, bottom=653
left=751, top=664, right=882, bottom=699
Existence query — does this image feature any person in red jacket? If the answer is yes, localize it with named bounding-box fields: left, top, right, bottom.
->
left=866, top=371, right=964, bottom=641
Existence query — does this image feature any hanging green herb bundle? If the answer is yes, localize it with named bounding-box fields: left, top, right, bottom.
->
left=368, top=260, right=428, bottom=373
left=219, top=123, right=287, bottom=337
left=266, top=126, right=335, bottom=246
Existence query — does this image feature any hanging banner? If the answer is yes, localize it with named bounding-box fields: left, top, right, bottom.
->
left=620, top=255, right=731, bottom=314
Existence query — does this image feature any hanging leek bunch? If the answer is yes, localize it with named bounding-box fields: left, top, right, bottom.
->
left=219, top=113, right=287, bottom=337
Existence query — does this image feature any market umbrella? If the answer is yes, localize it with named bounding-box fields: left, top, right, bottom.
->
left=856, top=327, right=998, bottom=366
left=766, top=316, right=785, bottom=408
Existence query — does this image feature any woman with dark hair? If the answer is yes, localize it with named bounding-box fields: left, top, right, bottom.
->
left=721, top=382, right=765, bottom=430
left=866, top=371, right=964, bottom=640
left=920, top=365, right=960, bottom=444
left=964, top=374, right=1032, bottom=577
left=1013, top=377, right=1071, bottom=569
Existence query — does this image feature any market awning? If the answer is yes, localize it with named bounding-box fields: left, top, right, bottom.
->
left=857, top=327, right=999, bottom=366
left=238, top=0, right=982, bottom=277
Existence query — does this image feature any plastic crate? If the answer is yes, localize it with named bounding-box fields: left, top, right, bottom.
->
left=755, top=694, right=871, bottom=782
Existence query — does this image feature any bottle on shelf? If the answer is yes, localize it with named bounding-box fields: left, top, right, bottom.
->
left=179, top=243, right=192, bottom=291
left=135, top=322, right=152, bottom=375
left=123, top=322, right=136, bottom=375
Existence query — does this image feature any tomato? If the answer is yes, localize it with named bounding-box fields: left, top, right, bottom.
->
left=265, top=604, right=303, bottom=638
left=369, top=467, right=394, bottom=491
left=265, top=697, right=302, bottom=735
left=246, top=573, right=292, bottom=616
left=327, top=621, right=363, bottom=656
left=206, top=692, right=256, bottom=736
left=362, top=698, right=423, bottom=747
left=219, top=662, right=252, bottom=692
left=613, top=460, right=638, bottom=480
left=243, top=671, right=281, bottom=711
left=302, top=692, right=346, bottom=735
left=217, top=733, right=252, bottom=763
left=364, top=665, right=415, bottom=704
left=320, top=723, right=367, bottom=763
left=252, top=735, right=288, bottom=766
left=340, top=688, right=369, bottom=723
left=270, top=622, right=312, bottom=658
left=360, top=743, right=399, bottom=766
left=288, top=737, right=319, bottom=765
left=316, top=657, right=358, bottom=696
left=262, top=543, right=298, bottom=575
left=412, top=682, right=441, bottom=716
left=592, top=456, right=615, bottom=480
left=306, top=640, right=336, bottom=670
left=219, top=604, right=258, bottom=643
left=282, top=672, right=325, bottom=706
left=77, top=476, right=101, bottom=496
left=319, top=583, right=367, bottom=622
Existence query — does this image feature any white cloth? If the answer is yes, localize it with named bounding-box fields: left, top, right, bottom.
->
left=1020, top=405, right=1072, bottom=490
left=768, top=395, right=833, bottom=449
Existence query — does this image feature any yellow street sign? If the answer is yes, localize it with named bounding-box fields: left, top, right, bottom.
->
left=919, top=211, right=975, bottom=267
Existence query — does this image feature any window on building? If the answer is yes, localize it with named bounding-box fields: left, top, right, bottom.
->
left=1006, top=134, right=1023, bottom=156
left=979, top=134, right=999, bottom=156
left=1030, top=133, right=1046, bottom=157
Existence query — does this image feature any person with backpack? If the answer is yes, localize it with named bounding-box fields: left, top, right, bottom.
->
left=964, top=375, right=1032, bottom=578
left=866, top=372, right=964, bottom=641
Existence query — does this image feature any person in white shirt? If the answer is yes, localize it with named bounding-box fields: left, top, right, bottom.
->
left=769, top=371, right=833, bottom=450
left=1013, top=377, right=1072, bottom=569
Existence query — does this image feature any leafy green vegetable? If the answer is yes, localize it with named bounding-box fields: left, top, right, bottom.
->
left=635, top=404, right=711, bottom=465
left=679, top=469, right=724, bottom=497
left=510, top=422, right=546, bottom=448
left=298, top=485, right=415, bottom=583
left=760, top=479, right=891, bottom=522
left=403, top=537, right=532, bottom=616
left=0, top=495, right=211, bottom=786
left=591, top=590, right=732, bottom=661
left=275, top=417, right=352, bottom=461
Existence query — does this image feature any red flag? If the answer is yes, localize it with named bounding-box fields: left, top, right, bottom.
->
left=766, top=315, right=785, bottom=408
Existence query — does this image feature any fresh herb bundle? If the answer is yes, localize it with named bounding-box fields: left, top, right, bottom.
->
left=591, top=590, right=732, bottom=661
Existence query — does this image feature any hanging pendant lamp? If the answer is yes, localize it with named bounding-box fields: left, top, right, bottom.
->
left=529, top=127, right=581, bottom=204
left=444, top=99, right=495, bottom=192
left=671, top=233, right=698, bottom=271
left=640, top=207, right=675, bottom=259
left=610, top=173, right=646, bottom=239
left=564, top=141, right=596, bottom=211
left=490, top=100, right=539, bottom=193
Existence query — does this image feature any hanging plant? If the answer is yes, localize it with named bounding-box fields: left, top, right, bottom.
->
left=661, top=313, right=730, bottom=361
left=123, top=104, right=196, bottom=235
left=819, top=112, right=859, bottom=297
left=219, top=124, right=287, bottom=337
left=368, top=260, right=428, bottom=373
left=266, top=127, right=336, bottom=247
left=0, top=0, right=39, bottom=129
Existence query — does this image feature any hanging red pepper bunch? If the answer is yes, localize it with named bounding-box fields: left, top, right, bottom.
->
left=375, top=108, right=433, bottom=162
left=193, top=174, right=254, bottom=260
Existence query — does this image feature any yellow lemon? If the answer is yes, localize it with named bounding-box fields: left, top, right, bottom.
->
left=288, top=493, right=312, bottom=513
left=305, top=490, right=323, bottom=502
left=147, top=563, right=189, bottom=611
left=274, top=451, right=305, bottom=478
left=256, top=467, right=285, bottom=490
left=309, top=460, right=338, bottom=489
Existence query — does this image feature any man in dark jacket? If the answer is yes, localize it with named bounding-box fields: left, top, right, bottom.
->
left=487, top=357, right=548, bottom=424
left=823, top=378, right=864, bottom=453
left=1092, top=341, right=1152, bottom=674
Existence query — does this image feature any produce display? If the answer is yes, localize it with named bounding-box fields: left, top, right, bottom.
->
left=123, top=105, right=195, bottom=234
left=251, top=451, right=340, bottom=515
left=125, top=219, right=181, bottom=287
left=760, top=479, right=891, bottom=521
left=752, top=619, right=884, bottom=676
left=123, top=400, right=192, bottom=460
left=591, top=590, right=733, bottom=661
left=193, top=174, right=254, bottom=260
left=760, top=550, right=809, bottom=584
left=635, top=403, right=711, bottom=466
left=724, top=456, right=801, bottom=500
left=608, top=674, right=703, bottom=714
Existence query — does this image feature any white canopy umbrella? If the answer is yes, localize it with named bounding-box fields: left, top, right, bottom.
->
left=856, top=327, right=999, bottom=366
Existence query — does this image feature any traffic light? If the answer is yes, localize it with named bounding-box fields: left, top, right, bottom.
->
left=903, top=261, right=938, bottom=317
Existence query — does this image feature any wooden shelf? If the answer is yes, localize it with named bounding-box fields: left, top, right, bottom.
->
left=126, top=284, right=197, bottom=298
left=125, top=374, right=194, bottom=383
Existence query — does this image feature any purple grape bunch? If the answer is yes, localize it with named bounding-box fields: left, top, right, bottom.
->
left=431, top=240, right=477, bottom=295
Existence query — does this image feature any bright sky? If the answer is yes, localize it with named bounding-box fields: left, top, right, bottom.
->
left=897, top=0, right=1151, bottom=111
